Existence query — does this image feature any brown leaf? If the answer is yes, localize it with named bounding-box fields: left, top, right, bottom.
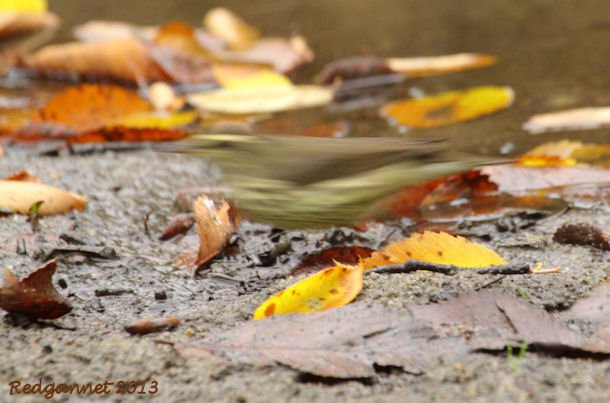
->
left=3, top=170, right=40, bottom=182
left=20, top=38, right=169, bottom=83
left=160, top=212, right=195, bottom=240
left=0, top=259, right=72, bottom=319
left=192, top=195, right=240, bottom=272
left=124, top=316, right=180, bottom=335
left=562, top=283, right=610, bottom=325
left=291, top=246, right=374, bottom=277
left=553, top=223, right=610, bottom=251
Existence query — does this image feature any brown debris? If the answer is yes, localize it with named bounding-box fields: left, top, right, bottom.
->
left=124, top=316, right=180, bottom=335
left=553, top=223, right=610, bottom=251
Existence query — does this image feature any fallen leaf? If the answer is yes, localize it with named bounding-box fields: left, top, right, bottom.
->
left=217, top=69, right=291, bottom=89
left=562, top=283, right=610, bottom=324
left=291, top=246, right=374, bottom=277
left=73, top=20, right=157, bottom=43
left=0, top=0, right=47, bottom=12
left=254, top=263, right=363, bottom=320
left=203, top=7, right=260, bottom=50
left=386, top=53, right=497, bottom=77
left=160, top=212, right=195, bottom=240
left=0, top=179, right=86, bottom=215
left=523, top=107, right=610, bottom=134
left=3, top=169, right=39, bottom=182
left=479, top=164, right=610, bottom=194
left=192, top=194, right=240, bottom=272
left=20, top=38, right=169, bottom=83
left=147, top=81, right=185, bottom=112
left=519, top=140, right=610, bottom=167
left=362, top=231, right=507, bottom=270
left=553, top=223, right=610, bottom=251
left=124, top=316, right=180, bottom=335
left=381, top=86, right=514, bottom=129
left=187, top=85, right=333, bottom=114
left=0, top=259, right=72, bottom=319
left=177, top=290, right=609, bottom=379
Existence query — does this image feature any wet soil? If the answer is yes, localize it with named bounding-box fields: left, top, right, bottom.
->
left=0, top=150, right=608, bottom=402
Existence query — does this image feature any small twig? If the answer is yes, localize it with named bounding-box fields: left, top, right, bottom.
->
left=143, top=211, right=153, bottom=240
left=365, top=260, right=531, bottom=276
left=475, top=276, right=506, bottom=290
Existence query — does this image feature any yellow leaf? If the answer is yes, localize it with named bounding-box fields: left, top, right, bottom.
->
left=253, top=263, right=363, bottom=320
left=187, top=85, right=333, bottom=114
left=381, top=86, right=514, bottom=129
left=0, top=180, right=86, bottom=215
left=112, top=111, right=198, bottom=129
left=219, top=69, right=292, bottom=90
left=0, top=0, right=46, bottom=12
left=519, top=140, right=610, bottom=167
left=362, top=231, right=507, bottom=269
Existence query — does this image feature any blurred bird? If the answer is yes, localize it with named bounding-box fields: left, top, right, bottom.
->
left=167, top=133, right=502, bottom=229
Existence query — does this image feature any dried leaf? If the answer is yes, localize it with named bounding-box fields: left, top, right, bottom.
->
left=0, top=259, right=72, bottom=319
left=203, top=7, right=260, bottom=50
left=254, top=263, right=363, bottom=320
left=381, top=86, right=514, bottom=129
left=362, top=231, right=507, bottom=270
left=523, top=107, right=610, bottom=134
left=3, top=169, right=39, bottom=182
left=520, top=140, right=610, bottom=167
left=160, top=212, right=195, bottom=240
left=193, top=195, right=239, bottom=271
left=0, top=180, right=86, bottom=215
left=479, top=164, right=610, bottom=194
left=187, top=85, right=333, bottom=114
left=386, top=53, right=497, bottom=77
left=21, top=38, right=169, bottom=83
left=124, top=316, right=180, bottom=335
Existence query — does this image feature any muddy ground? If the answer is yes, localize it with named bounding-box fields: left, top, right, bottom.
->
left=0, top=150, right=608, bottom=402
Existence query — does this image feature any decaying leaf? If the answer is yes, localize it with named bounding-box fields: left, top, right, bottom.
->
left=124, top=316, right=180, bottom=335
left=203, top=7, right=260, bottom=50
left=386, top=53, right=497, bottom=77
left=192, top=194, right=240, bottom=272
left=523, top=107, right=610, bottom=134
left=0, top=259, right=72, bottom=319
left=553, top=223, right=610, bottom=251
left=290, top=246, right=374, bottom=277
left=254, top=263, right=363, bottom=320
left=187, top=85, right=333, bottom=114
left=381, top=86, right=514, bottom=129
left=0, top=179, right=86, bottom=215
left=362, top=231, right=507, bottom=269
left=160, top=212, right=195, bottom=240
left=177, top=290, right=609, bottom=379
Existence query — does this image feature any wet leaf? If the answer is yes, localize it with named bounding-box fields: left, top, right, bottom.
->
left=523, top=107, right=610, bottom=134
left=192, top=194, right=240, bottom=272
left=291, top=246, right=374, bottom=277
left=386, top=53, right=497, bottom=77
left=362, top=231, right=507, bottom=270
left=381, top=86, right=514, bottom=129
left=253, top=263, right=363, bottom=320
left=187, top=85, right=333, bottom=114
left=0, top=259, right=72, bottom=319
left=553, top=223, right=610, bottom=251
left=203, top=7, right=260, bottom=50
left=124, top=316, right=180, bottom=335
left=0, top=179, right=86, bottom=215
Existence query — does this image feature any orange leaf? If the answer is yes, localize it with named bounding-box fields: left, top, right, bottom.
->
left=362, top=231, right=507, bottom=270
left=192, top=195, right=240, bottom=274
left=381, top=86, right=514, bottom=129
left=519, top=140, right=610, bottom=168
left=0, top=179, right=86, bottom=215
left=253, top=263, right=363, bottom=320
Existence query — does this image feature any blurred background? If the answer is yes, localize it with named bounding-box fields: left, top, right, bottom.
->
left=46, top=0, right=610, bottom=154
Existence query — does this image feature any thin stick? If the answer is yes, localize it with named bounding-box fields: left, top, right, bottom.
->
left=365, top=260, right=531, bottom=276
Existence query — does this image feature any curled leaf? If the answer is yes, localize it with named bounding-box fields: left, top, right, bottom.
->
left=0, top=259, right=72, bottom=319
left=193, top=195, right=240, bottom=272
left=254, top=263, right=363, bottom=320
left=381, top=86, right=514, bottom=129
